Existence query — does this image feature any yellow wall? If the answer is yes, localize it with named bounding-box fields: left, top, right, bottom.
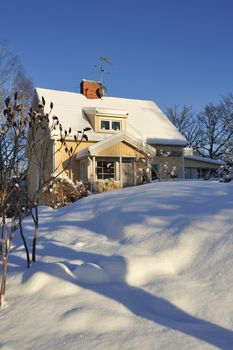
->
left=28, top=136, right=186, bottom=200
left=98, top=141, right=146, bottom=157
left=151, top=145, right=184, bottom=178
left=154, top=156, right=183, bottom=178
left=27, top=136, right=54, bottom=200
left=55, top=140, right=185, bottom=181
left=55, top=139, right=149, bottom=181
left=55, top=140, right=96, bottom=182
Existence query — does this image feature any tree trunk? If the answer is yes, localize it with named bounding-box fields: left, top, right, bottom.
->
left=32, top=220, right=38, bottom=262
left=0, top=257, right=8, bottom=307
left=19, top=218, right=30, bottom=268
left=31, top=205, right=39, bottom=263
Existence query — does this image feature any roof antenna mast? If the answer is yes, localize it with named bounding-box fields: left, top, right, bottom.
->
left=99, top=56, right=112, bottom=84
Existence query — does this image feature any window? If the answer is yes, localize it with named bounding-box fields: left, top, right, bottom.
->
left=97, top=161, right=115, bottom=180
left=80, top=160, right=87, bottom=180
left=112, top=121, right=121, bottom=131
left=100, top=120, right=110, bottom=130
left=100, top=119, right=121, bottom=132
left=185, top=167, right=198, bottom=179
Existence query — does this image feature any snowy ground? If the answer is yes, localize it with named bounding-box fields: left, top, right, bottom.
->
left=1, top=181, right=233, bottom=350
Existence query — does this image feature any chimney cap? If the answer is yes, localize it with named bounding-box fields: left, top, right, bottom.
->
left=81, top=79, right=101, bottom=83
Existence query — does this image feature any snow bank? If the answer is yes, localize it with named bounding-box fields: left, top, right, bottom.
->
left=1, top=181, right=233, bottom=349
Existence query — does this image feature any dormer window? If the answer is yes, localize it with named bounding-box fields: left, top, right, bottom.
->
left=100, top=119, right=121, bottom=132
left=83, top=108, right=128, bottom=133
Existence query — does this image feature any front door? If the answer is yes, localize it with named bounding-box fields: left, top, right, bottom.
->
left=122, top=162, right=134, bottom=187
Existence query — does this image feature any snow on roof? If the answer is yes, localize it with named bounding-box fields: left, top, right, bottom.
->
left=35, top=88, right=187, bottom=146
left=85, top=107, right=129, bottom=117
left=76, top=131, right=156, bottom=159
left=184, top=155, right=225, bottom=165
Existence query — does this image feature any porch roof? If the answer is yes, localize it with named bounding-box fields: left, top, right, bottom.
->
left=76, top=132, right=156, bottom=159
left=184, top=155, right=225, bottom=166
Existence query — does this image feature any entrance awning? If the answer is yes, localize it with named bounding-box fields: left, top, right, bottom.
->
left=76, top=132, right=156, bottom=160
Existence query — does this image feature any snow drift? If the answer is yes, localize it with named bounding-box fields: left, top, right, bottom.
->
left=1, top=181, right=233, bottom=349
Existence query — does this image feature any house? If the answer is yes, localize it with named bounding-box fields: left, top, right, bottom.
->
left=28, top=80, right=191, bottom=195
left=29, top=80, right=187, bottom=193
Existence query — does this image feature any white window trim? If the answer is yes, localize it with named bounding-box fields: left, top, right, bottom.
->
left=100, top=119, right=121, bottom=132
left=96, top=159, right=116, bottom=180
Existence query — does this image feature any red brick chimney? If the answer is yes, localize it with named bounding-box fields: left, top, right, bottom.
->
left=80, top=80, right=102, bottom=99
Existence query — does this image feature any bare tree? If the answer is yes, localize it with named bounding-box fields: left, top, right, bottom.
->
left=0, top=94, right=29, bottom=306
left=0, top=91, right=90, bottom=305
left=166, top=100, right=233, bottom=162
left=0, top=45, right=33, bottom=304
left=0, top=42, right=33, bottom=112
left=220, top=94, right=233, bottom=162
left=165, top=105, right=200, bottom=149
left=26, top=97, right=90, bottom=262
left=197, top=102, right=233, bottom=160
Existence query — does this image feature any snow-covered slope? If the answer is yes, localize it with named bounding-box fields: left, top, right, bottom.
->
left=1, top=181, right=233, bottom=350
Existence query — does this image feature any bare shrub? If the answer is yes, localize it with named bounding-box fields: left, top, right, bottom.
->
left=41, top=174, right=89, bottom=208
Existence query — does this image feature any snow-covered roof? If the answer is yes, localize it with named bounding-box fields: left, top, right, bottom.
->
left=76, top=131, right=156, bottom=159
left=184, top=155, right=225, bottom=165
left=34, top=88, right=187, bottom=146
left=84, top=107, right=129, bottom=117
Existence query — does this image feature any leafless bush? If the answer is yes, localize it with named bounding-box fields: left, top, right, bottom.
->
left=41, top=174, right=89, bottom=208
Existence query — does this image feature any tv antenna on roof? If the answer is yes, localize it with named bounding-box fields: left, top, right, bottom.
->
left=95, top=56, right=112, bottom=84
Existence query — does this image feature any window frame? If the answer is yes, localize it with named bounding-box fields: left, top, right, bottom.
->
left=100, top=119, right=121, bottom=132
left=96, top=160, right=116, bottom=180
left=100, top=120, right=110, bottom=131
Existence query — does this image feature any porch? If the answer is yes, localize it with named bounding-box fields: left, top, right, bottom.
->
left=76, top=132, right=155, bottom=191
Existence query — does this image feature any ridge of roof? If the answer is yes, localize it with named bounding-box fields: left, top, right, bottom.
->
left=35, top=87, right=155, bottom=104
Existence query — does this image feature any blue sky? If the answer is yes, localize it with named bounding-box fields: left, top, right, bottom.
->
left=1, top=0, right=233, bottom=111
